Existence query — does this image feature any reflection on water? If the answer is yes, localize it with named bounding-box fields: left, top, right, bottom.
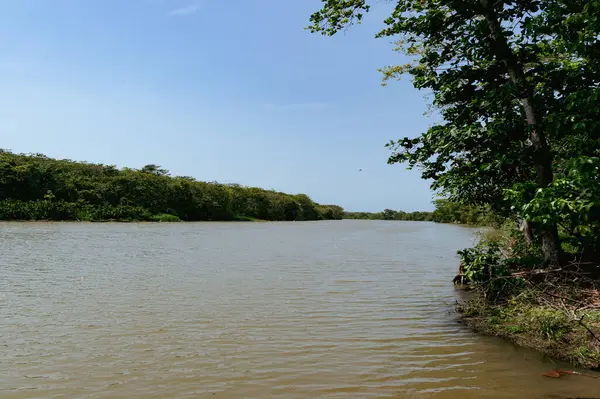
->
left=0, top=221, right=598, bottom=398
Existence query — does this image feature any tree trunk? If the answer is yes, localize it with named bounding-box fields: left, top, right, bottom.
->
left=518, top=218, right=533, bottom=246
left=480, top=0, right=561, bottom=266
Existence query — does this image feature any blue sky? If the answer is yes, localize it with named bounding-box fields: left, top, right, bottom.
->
left=0, top=0, right=436, bottom=212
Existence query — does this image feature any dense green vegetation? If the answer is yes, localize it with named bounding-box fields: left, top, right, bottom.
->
left=310, top=0, right=600, bottom=367
left=0, top=151, right=344, bottom=222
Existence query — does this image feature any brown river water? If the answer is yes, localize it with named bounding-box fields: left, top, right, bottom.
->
left=1, top=221, right=598, bottom=398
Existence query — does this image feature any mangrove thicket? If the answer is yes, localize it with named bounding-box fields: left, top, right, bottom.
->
left=0, top=150, right=344, bottom=222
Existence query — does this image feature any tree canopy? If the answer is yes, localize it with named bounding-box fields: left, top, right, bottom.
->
left=309, top=0, right=600, bottom=264
left=0, top=150, right=344, bottom=222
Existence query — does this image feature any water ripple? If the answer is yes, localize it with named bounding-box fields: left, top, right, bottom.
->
left=1, top=221, right=598, bottom=398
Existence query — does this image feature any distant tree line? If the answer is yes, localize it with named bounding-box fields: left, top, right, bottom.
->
left=344, top=210, right=434, bottom=221
left=344, top=199, right=501, bottom=226
left=0, top=151, right=344, bottom=222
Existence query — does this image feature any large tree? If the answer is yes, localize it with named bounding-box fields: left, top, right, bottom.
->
left=309, top=0, right=600, bottom=265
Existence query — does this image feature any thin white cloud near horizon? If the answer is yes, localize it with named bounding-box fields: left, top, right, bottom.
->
left=169, top=4, right=201, bottom=16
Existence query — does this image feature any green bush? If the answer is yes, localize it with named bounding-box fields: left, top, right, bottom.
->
left=457, top=239, right=529, bottom=302
left=458, top=242, right=505, bottom=283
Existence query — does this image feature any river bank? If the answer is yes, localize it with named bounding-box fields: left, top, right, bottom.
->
left=454, top=226, right=600, bottom=370
left=458, top=291, right=600, bottom=369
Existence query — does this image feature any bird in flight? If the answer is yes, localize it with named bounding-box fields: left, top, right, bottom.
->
left=358, top=169, right=362, bottom=172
